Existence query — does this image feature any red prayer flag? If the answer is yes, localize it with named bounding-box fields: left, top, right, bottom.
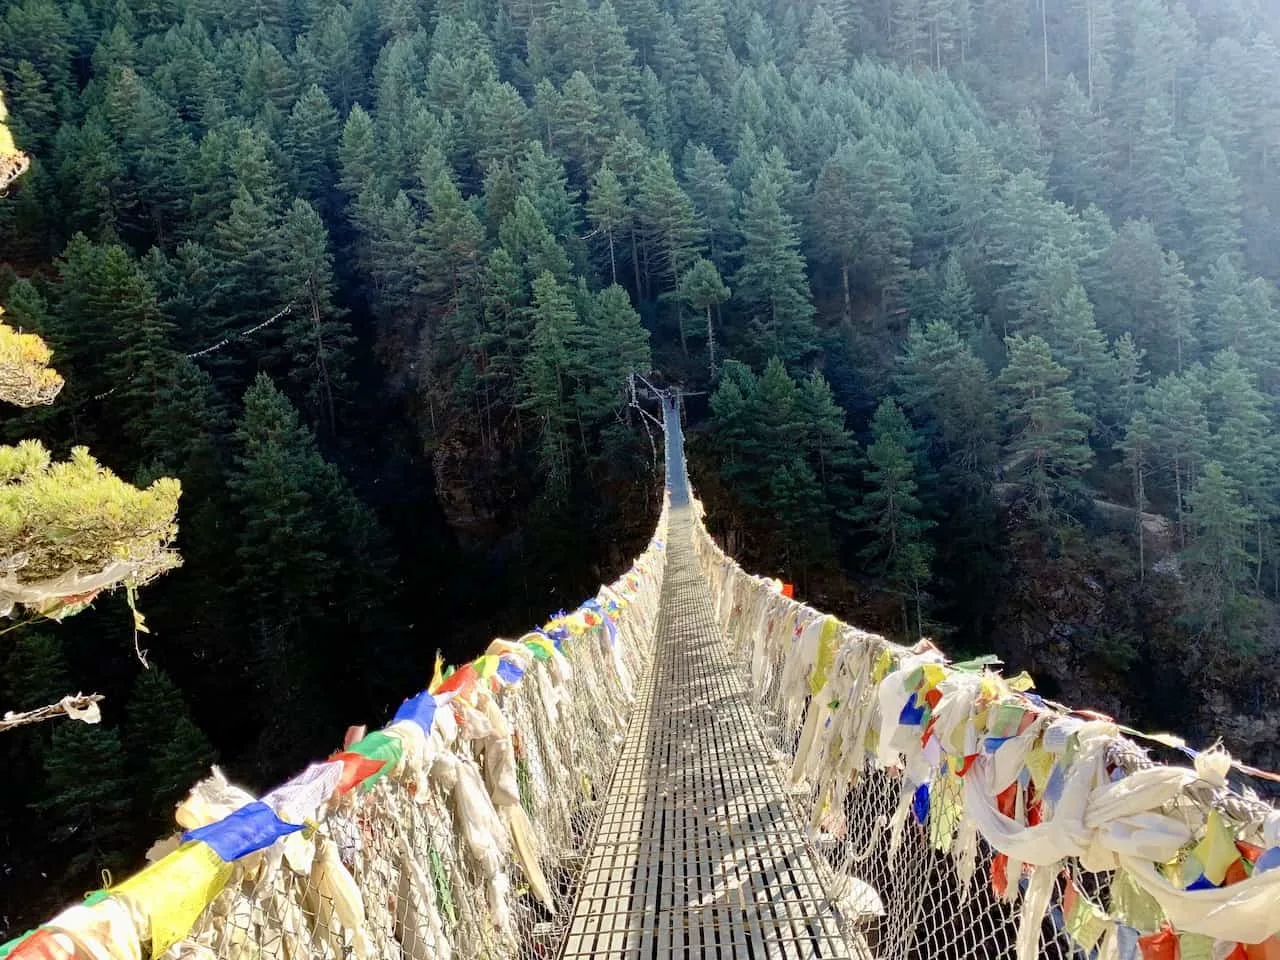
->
left=1137, top=925, right=1180, bottom=960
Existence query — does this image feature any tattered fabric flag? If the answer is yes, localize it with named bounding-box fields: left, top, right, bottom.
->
left=992, top=853, right=1010, bottom=899
left=585, top=599, right=619, bottom=643
left=328, top=751, right=388, bottom=795
left=1137, top=924, right=1180, bottom=960
left=1177, top=933, right=1215, bottom=960
left=930, top=776, right=964, bottom=853
left=113, top=842, right=234, bottom=959
left=809, top=617, right=841, bottom=695
left=1168, top=851, right=1216, bottom=891
left=1115, top=925, right=1143, bottom=960
left=1025, top=747, right=1055, bottom=798
left=181, top=801, right=302, bottom=862
left=1109, top=869, right=1167, bottom=934
left=996, top=781, right=1019, bottom=820
left=911, top=783, right=930, bottom=825
left=1255, top=847, right=1280, bottom=874
left=872, top=649, right=897, bottom=683
left=0, top=931, right=39, bottom=960
left=429, top=848, right=457, bottom=925
left=1193, top=811, right=1240, bottom=886
left=523, top=633, right=555, bottom=661
left=1242, top=935, right=1280, bottom=960
left=435, top=663, right=478, bottom=697
left=393, top=691, right=437, bottom=733
left=1062, top=876, right=1110, bottom=954
left=345, top=731, right=404, bottom=790
left=0, top=929, right=74, bottom=960
left=988, top=703, right=1031, bottom=739
left=496, top=658, right=525, bottom=685
left=900, top=693, right=927, bottom=726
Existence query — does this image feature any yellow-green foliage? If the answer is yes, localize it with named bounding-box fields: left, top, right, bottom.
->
left=0, top=89, right=30, bottom=191
left=0, top=442, right=181, bottom=617
left=0, top=308, right=65, bottom=407
left=0, top=89, right=180, bottom=622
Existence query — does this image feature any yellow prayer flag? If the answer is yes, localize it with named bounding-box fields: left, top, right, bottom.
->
left=921, top=663, right=947, bottom=690
left=113, top=843, right=233, bottom=958
left=1193, top=810, right=1239, bottom=886
left=808, top=617, right=840, bottom=695
left=1025, top=747, right=1056, bottom=795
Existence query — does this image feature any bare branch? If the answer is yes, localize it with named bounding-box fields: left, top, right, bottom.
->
left=0, top=693, right=104, bottom=733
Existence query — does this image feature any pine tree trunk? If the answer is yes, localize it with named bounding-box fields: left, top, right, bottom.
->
left=1086, top=0, right=1095, bottom=103
left=630, top=226, right=642, bottom=299
left=1041, top=0, right=1050, bottom=89
left=1174, top=458, right=1185, bottom=548
left=607, top=229, right=617, bottom=285
left=1136, top=462, right=1145, bottom=582
left=1256, top=515, right=1264, bottom=591
left=674, top=262, right=687, bottom=358
left=706, top=305, right=716, bottom=375
left=841, top=261, right=852, bottom=320
left=309, top=288, right=338, bottom=436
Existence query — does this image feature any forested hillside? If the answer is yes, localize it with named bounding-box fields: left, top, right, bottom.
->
left=3, top=0, right=1280, bottom=932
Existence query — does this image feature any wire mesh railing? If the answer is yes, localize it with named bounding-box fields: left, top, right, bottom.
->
left=689, top=495, right=1280, bottom=960
left=0, top=497, right=669, bottom=960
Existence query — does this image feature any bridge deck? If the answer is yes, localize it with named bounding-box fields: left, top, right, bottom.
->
left=561, top=507, right=851, bottom=960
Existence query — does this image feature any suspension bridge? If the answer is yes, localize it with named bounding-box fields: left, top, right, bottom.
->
left=4, top=395, right=1279, bottom=960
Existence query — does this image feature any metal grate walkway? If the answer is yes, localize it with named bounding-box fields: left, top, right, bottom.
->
left=560, top=505, right=851, bottom=959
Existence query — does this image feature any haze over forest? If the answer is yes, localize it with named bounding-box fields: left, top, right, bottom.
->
left=3, top=0, right=1280, bottom=931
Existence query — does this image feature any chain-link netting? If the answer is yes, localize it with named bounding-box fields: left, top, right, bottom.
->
left=690, top=495, right=1280, bottom=960
left=3, top=502, right=668, bottom=960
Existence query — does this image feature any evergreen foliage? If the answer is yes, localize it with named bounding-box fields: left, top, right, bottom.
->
left=5, top=0, right=1280, bottom=925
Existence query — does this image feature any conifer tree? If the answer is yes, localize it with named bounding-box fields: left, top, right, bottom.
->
left=1181, top=462, right=1255, bottom=645
left=586, top=163, right=629, bottom=286
left=813, top=138, right=913, bottom=314
left=273, top=199, right=354, bottom=432
left=574, top=284, right=651, bottom=426
left=283, top=83, right=341, bottom=218
left=1126, top=98, right=1183, bottom=241
left=855, top=399, right=933, bottom=636
left=338, top=103, right=381, bottom=201
left=636, top=152, right=702, bottom=354
left=682, top=144, right=737, bottom=274
left=36, top=724, right=132, bottom=881
left=997, top=334, right=1094, bottom=525
left=500, top=195, right=573, bottom=283
left=768, top=457, right=831, bottom=581
left=795, top=370, right=857, bottom=501
left=1181, top=137, right=1244, bottom=277
left=678, top=258, right=730, bottom=375
left=4, top=633, right=70, bottom=711
left=733, top=161, right=816, bottom=370
left=520, top=273, right=581, bottom=497
left=896, top=319, right=999, bottom=490
left=1118, top=411, right=1154, bottom=577
left=228, top=375, right=391, bottom=765
left=124, top=668, right=215, bottom=826
left=1143, top=373, right=1210, bottom=547
left=800, top=6, right=848, bottom=81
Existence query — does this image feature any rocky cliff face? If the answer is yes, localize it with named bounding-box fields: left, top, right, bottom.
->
left=431, top=438, right=514, bottom=545
left=988, top=533, right=1280, bottom=778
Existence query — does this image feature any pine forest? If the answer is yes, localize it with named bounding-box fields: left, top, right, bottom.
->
left=3, top=0, right=1280, bottom=930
